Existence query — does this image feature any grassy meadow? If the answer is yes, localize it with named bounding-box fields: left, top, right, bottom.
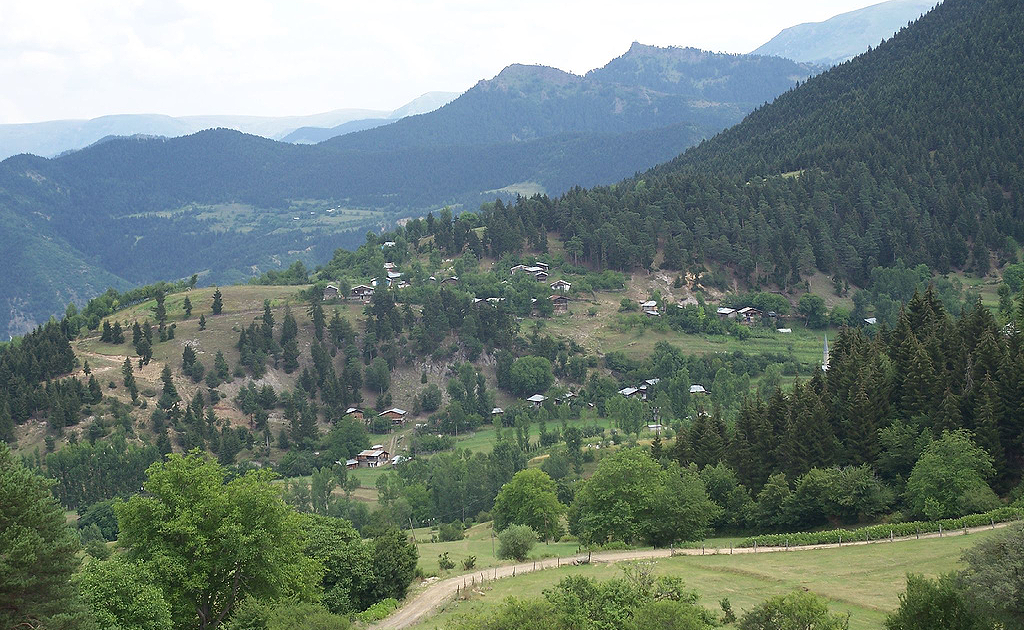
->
left=410, top=528, right=1003, bottom=630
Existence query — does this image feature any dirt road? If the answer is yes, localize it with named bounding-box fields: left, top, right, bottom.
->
left=374, top=520, right=1016, bottom=630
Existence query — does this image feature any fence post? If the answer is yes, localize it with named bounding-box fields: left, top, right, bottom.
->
left=534, top=561, right=536, bottom=571
left=838, top=535, right=842, bottom=547
left=890, top=530, right=894, bottom=542
left=939, top=524, right=943, bottom=537
left=730, top=544, right=733, bottom=554
left=786, top=539, right=789, bottom=551
left=702, top=545, right=705, bottom=555
left=754, top=541, right=758, bottom=553
left=991, top=517, right=995, bottom=529
left=512, top=567, right=515, bottom=577
left=916, top=527, right=919, bottom=540
left=964, top=526, right=968, bottom=536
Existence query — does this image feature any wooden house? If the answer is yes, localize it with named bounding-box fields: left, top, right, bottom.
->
left=344, top=407, right=364, bottom=421
left=549, top=294, right=569, bottom=313
left=689, top=384, right=707, bottom=394
left=550, top=279, right=572, bottom=293
left=356, top=448, right=390, bottom=467
left=379, top=408, right=408, bottom=425
left=716, top=307, right=737, bottom=320
left=322, top=285, right=340, bottom=301
left=350, top=284, right=375, bottom=301
left=737, top=307, right=762, bottom=324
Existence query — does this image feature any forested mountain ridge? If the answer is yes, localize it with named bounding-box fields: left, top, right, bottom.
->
left=0, top=45, right=818, bottom=338
left=519, top=0, right=1022, bottom=288
left=322, top=45, right=821, bottom=151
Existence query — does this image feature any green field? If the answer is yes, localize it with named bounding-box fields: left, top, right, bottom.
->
left=413, top=522, right=590, bottom=575
left=410, top=528, right=1002, bottom=630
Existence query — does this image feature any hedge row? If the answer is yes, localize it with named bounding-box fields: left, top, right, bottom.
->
left=739, top=507, right=1024, bottom=548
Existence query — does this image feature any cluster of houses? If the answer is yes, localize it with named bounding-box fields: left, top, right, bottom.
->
left=344, top=406, right=408, bottom=428
left=617, top=380, right=707, bottom=400
left=714, top=306, right=774, bottom=324
left=510, top=261, right=550, bottom=281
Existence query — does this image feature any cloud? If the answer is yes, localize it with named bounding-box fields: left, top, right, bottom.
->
left=0, top=0, right=881, bottom=123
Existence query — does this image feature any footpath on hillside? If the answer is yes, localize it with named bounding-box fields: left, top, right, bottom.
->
left=374, top=520, right=1016, bottom=630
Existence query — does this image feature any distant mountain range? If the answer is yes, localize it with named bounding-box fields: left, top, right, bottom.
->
left=0, top=43, right=822, bottom=338
left=0, top=92, right=461, bottom=161
left=752, top=0, right=937, bottom=65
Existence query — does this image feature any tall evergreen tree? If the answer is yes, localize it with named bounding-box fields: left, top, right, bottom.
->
left=211, top=288, right=223, bottom=315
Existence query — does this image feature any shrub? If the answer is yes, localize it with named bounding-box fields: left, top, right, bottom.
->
left=438, top=552, right=456, bottom=571
left=354, top=599, right=399, bottom=624
left=438, top=521, right=465, bottom=542
left=740, top=507, right=1024, bottom=548
left=462, top=555, right=477, bottom=570
left=498, top=524, right=537, bottom=561
left=739, top=591, right=848, bottom=630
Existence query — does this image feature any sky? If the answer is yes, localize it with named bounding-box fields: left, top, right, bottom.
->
left=0, top=0, right=891, bottom=125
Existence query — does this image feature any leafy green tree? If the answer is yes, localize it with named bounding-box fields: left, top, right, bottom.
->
left=885, top=573, right=989, bottom=630
left=492, top=469, right=565, bottom=541
left=904, top=430, right=1000, bottom=520
left=569, top=448, right=718, bottom=546
left=74, top=558, right=172, bottom=630
left=497, top=524, right=537, bottom=561
left=961, top=523, right=1024, bottom=628
left=365, top=357, right=391, bottom=395
left=798, top=293, right=828, bottom=329
left=739, top=591, right=849, bottom=630
left=116, top=452, right=321, bottom=629
left=367, top=527, right=418, bottom=602
left=0, top=442, right=85, bottom=629
left=505, top=356, right=554, bottom=396
left=212, top=288, right=223, bottom=315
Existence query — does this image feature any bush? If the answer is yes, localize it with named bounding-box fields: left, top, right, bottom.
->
left=739, top=591, right=848, bottom=630
left=438, top=552, right=456, bottom=571
left=438, top=521, right=465, bottom=542
left=498, top=524, right=537, bottom=561
left=353, top=599, right=399, bottom=624
left=462, top=555, right=477, bottom=570
left=740, top=506, right=1024, bottom=548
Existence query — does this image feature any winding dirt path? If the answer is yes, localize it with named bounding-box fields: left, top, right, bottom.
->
left=374, top=520, right=1017, bottom=630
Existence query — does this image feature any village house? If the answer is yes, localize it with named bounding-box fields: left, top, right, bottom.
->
left=690, top=384, right=707, bottom=394
left=356, top=447, right=390, bottom=467
left=644, top=309, right=661, bottom=317
left=550, top=279, right=572, bottom=293
left=618, top=386, right=639, bottom=398
left=345, top=458, right=359, bottom=470
left=441, top=276, right=459, bottom=286
left=716, top=307, right=737, bottom=320
left=549, top=294, right=569, bottom=313
left=640, top=300, right=658, bottom=311
left=379, top=408, right=408, bottom=425
left=350, top=284, right=375, bottom=301
left=491, top=407, right=504, bottom=418
left=381, top=241, right=396, bottom=248
left=344, top=407, right=364, bottom=421
left=527, top=394, right=548, bottom=407
left=386, top=271, right=403, bottom=287
left=383, top=262, right=397, bottom=270
left=322, top=284, right=339, bottom=301
left=737, top=306, right=762, bottom=325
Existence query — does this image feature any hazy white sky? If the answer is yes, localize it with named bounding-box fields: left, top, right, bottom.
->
left=0, top=0, right=887, bottom=124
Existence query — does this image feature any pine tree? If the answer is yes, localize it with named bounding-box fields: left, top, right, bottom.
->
left=122, top=357, right=138, bottom=402
left=198, top=313, right=207, bottom=331
left=310, top=302, right=325, bottom=340
left=282, top=339, right=300, bottom=374
left=183, top=295, right=192, bottom=318
left=157, top=365, right=179, bottom=413
left=211, top=288, right=223, bottom=315
left=154, top=290, right=167, bottom=324
left=111, top=321, right=124, bottom=344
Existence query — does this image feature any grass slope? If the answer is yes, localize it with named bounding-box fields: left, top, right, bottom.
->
left=411, top=528, right=1003, bottom=630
